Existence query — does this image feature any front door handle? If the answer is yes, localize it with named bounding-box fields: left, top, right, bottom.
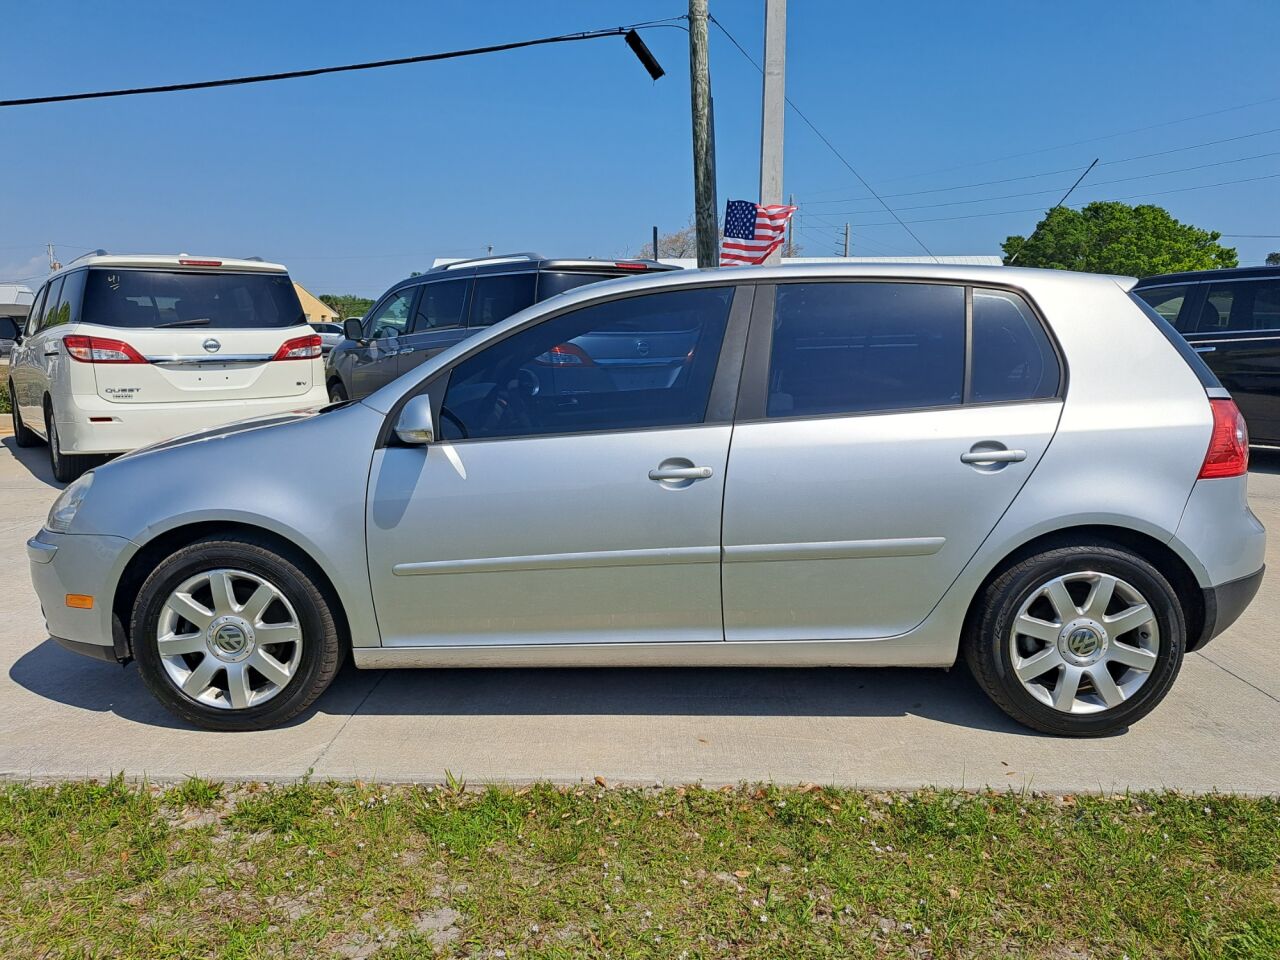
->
left=961, top=447, right=1027, bottom=465
left=649, top=465, right=714, bottom=481
left=399, top=347, right=416, bottom=355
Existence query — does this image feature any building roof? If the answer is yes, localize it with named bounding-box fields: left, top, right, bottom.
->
left=293, top=283, right=338, bottom=321
left=0, top=283, right=34, bottom=317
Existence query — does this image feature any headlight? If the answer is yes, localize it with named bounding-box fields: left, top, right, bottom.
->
left=46, top=472, right=94, bottom=533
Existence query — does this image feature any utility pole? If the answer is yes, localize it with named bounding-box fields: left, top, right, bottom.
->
left=47, top=242, right=61, bottom=272
left=689, top=0, right=718, bottom=268
left=759, top=0, right=786, bottom=264
left=783, top=192, right=796, bottom=258
left=652, top=225, right=660, bottom=260
left=843, top=223, right=850, bottom=258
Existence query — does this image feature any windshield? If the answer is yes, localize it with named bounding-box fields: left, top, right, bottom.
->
left=82, top=268, right=305, bottom=329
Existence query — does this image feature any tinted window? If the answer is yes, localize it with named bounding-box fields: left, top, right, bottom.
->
left=1130, top=293, right=1222, bottom=390
left=440, top=286, right=733, bottom=441
left=46, top=270, right=85, bottom=329
left=469, top=273, right=536, bottom=327
left=413, top=279, right=469, bottom=331
left=38, top=278, right=65, bottom=333
left=767, top=282, right=964, bottom=417
left=365, top=289, right=414, bottom=340
left=1197, top=279, right=1280, bottom=333
left=970, top=288, right=1060, bottom=402
left=1134, top=285, right=1190, bottom=329
left=25, top=285, right=48, bottom=335
left=310, top=322, right=342, bottom=334
left=536, top=271, right=615, bottom=300
left=81, top=269, right=304, bottom=329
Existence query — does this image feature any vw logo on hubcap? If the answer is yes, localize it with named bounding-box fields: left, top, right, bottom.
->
left=1067, top=627, right=1100, bottom=658
left=207, top=615, right=254, bottom=662
left=202, top=337, right=221, bottom=354
left=1058, top=618, right=1108, bottom=665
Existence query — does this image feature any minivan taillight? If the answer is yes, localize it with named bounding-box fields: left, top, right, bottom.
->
left=63, top=335, right=147, bottom=364
left=272, top=334, right=322, bottom=361
left=1199, top=397, right=1249, bottom=479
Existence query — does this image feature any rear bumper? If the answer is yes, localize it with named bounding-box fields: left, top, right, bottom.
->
left=55, top=388, right=330, bottom=454
left=1194, top=565, right=1265, bottom=650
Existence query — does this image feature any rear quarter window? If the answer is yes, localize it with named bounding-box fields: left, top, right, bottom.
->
left=969, top=288, right=1060, bottom=403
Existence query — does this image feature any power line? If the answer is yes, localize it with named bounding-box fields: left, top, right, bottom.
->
left=708, top=15, right=938, bottom=262
left=0, top=18, right=686, bottom=108
left=1008, top=160, right=1097, bottom=264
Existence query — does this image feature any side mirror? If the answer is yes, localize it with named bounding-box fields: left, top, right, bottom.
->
left=394, top=395, right=435, bottom=445
left=342, top=317, right=367, bottom=343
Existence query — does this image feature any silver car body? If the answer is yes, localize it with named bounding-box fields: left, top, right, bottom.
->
left=28, top=264, right=1265, bottom=672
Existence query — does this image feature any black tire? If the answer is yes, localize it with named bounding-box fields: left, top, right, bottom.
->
left=131, top=533, right=345, bottom=731
left=9, top=382, right=39, bottom=447
left=45, top=401, right=89, bottom=483
left=328, top=381, right=348, bottom=403
left=963, top=544, right=1185, bottom=737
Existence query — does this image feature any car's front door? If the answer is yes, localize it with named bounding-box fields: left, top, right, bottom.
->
left=722, top=281, right=1063, bottom=641
left=8, top=282, right=47, bottom=421
left=397, top=276, right=472, bottom=376
left=349, top=286, right=417, bottom=398
left=365, top=283, right=748, bottom=647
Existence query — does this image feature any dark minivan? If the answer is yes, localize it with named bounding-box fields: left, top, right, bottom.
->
left=325, top=254, right=679, bottom=401
left=1134, top=266, right=1280, bottom=444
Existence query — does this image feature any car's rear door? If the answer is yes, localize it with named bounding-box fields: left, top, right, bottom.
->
left=365, top=283, right=749, bottom=648
left=1179, top=278, right=1280, bottom=443
left=397, top=275, right=472, bottom=376
left=721, top=281, right=1063, bottom=641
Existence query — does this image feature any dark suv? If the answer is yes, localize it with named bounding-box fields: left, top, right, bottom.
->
left=1134, top=266, right=1280, bottom=444
left=326, top=253, right=679, bottom=400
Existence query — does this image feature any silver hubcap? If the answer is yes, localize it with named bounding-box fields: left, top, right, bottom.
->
left=157, top=568, right=303, bottom=711
left=1009, top=571, right=1159, bottom=715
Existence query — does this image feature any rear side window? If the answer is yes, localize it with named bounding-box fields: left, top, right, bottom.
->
left=469, top=273, right=536, bottom=327
left=768, top=282, right=964, bottom=417
left=414, top=279, right=469, bottom=331
left=1130, top=293, right=1222, bottom=390
left=1197, top=279, right=1280, bottom=332
left=1134, top=285, right=1190, bottom=329
left=969, top=288, right=1060, bottom=403
left=45, top=270, right=85, bottom=329
left=38, top=277, right=65, bottom=332
left=81, top=269, right=305, bottom=329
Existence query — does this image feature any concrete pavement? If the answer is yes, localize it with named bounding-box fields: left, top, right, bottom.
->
left=1, top=433, right=1277, bottom=792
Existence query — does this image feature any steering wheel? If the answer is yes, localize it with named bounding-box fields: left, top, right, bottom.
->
left=438, top=405, right=468, bottom=440
left=478, top=377, right=535, bottom=435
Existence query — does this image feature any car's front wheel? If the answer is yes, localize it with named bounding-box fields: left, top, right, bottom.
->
left=132, top=534, right=344, bottom=731
left=9, top=383, right=39, bottom=447
left=964, top=544, right=1184, bottom=737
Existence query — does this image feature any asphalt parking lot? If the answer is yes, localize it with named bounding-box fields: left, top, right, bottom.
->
left=1, top=430, right=1277, bottom=793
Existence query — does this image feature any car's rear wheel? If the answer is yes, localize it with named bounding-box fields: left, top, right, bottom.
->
left=132, top=534, right=344, bottom=731
left=328, top=381, right=348, bottom=403
left=964, top=544, right=1184, bottom=737
left=44, top=401, right=90, bottom=483
left=9, top=382, right=39, bottom=447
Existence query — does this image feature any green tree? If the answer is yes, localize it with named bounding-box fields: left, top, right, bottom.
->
left=1002, top=202, right=1237, bottom=275
left=1266, top=252, right=1280, bottom=266
left=319, top=294, right=374, bottom=319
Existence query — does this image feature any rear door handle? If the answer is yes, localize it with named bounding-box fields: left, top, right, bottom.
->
left=648, top=466, right=714, bottom=481
left=1193, top=345, right=1216, bottom=354
left=961, top=448, right=1027, bottom=465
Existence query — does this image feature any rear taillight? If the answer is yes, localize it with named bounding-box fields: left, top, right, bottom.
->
left=63, top=335, right=147, bottom=364
left=1199, top=397, right=1249, bottom=479
left=534, top=343, right=594, bottom=366
left=272, top=334, right=322, bottom=361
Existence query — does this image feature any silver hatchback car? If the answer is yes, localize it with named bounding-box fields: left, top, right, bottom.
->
left=29, top=264, right=1265, bottom=735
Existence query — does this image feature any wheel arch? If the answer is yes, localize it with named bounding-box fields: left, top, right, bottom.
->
left=112, top=520, right=353, bottom=660
left=961, top=523, right=1206, bottom=652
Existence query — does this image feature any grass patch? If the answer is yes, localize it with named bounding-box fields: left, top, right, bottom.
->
left=0, top=780, right=1276, bottom=958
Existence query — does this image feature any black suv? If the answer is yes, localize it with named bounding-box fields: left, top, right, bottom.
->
left=326, top=253, right=679, bottom=400
left=1134, top=266, right=1280, bottom=444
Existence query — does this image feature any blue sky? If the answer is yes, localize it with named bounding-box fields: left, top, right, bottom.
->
left=2, top=1, right=1278, bottom=296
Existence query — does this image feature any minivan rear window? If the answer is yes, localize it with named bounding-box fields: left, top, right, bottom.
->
left=81, top=269, right=305, bottom=329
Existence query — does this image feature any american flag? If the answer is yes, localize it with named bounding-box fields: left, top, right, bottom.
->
left=720, top=199, right=797, bottom=266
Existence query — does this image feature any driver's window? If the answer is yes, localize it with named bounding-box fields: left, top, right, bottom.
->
left=439, top=286, right=734, bottom=442
left=365, top=289, right=414, bottom=340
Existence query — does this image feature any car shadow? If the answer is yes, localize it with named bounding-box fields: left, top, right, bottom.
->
left=9, top=636, right=1054, bottom=736
left=1248, top=446, right=1280, bottom=476
left=1, top=435, right=63, bottom=489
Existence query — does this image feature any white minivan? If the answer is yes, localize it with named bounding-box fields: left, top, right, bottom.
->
left=7, top=254, right=329, bottom=481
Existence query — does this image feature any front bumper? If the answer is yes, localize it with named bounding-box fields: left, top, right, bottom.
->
left=1194, top=565, right=1265, bottom=650
left=55, top=388, right=330, bottom=455
left=28, top=528, right=137, bottom=659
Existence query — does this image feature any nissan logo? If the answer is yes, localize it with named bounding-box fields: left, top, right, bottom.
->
left=202, top=338, right=221, bottom=354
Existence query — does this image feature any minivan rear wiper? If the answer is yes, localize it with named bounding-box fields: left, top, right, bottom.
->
left=155, top=318, right=213, bottom=328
